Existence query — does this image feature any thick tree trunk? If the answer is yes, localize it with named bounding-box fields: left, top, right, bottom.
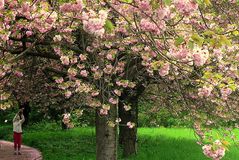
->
left=119, top=84, right=145, bottom=157
left=119, top=98, right=138, bottom=157
left=96, top=107, right=117, bottom=160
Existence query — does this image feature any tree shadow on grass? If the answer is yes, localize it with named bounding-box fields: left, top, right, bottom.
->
left=121, top=135, right=238, bottom=160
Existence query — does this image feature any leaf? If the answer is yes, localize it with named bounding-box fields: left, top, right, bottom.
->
left=104, top=19, right=115, bottom=33
left=163, top=0, right=172, bottom=5
left=121, top=0, right=133, bottom=3
left=219, top=35, right=231, bottom=46
left=191, top=33, right=204, bottom=46
left=151, top=0, right=160, bottom=9
left=175, top=36, right=184, bottom=46
left=232, top=30, right=239, bottom=36
left=188, top=40, right=194, bottom=49
left=204, top=0, right=212, bottom=6
left=229, top=84, right=237, bottom=91
left=203, top=30, right=215, bottom=37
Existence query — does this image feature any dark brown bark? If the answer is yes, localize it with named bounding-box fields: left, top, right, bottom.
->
left=119, top=84, right=145, bottom=157
left=119, top=98, right=138, bottom=157
left=96, top=106, right=117, bottom=160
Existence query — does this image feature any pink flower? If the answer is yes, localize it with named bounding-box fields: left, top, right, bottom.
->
left=79, top=54, right=87, bottom=61
left=100, top=109, right=108, bottom=115
left=83, top=10, right=108, bottom=37
left=114, top=89, right=121, bottom=96
left=220, top=88, right=232, bottom=100
left=26, top=31, right=33, bottom=37
left=53, top=35, right=62, bottom=42
left=193, top=47, right=209, bottom=67
left=115, top=118, right=121, bottom=123
left=91, top=91, right=99, bottom=97
left=127, top=122, right=135, bottom=129
left=70, top=57, right=78, bottom=64
left=60, top=56, right=70, bottom=65
left=65, top=91, right=72, bottom=98
left=198, top=86, right=213, bottom=97
left=103, top=64, right=113, bottom=74
left=80, top=70, right=88, bottom=77
left=60, top=2, right=83, bottom=13
left=159, top=63, right=170, bottom=77
left=173, top=0, right=198, bottom=16
left=14, top=71, right=23, bottom=77
left=0, top=0, right=4, bottom=10
left=157, top=7, right=171, bottom=20
left=140, top=18, right=164, bottom=34
left=91, top=66, right=99, bottom=72
left=106, top=53, right=114, bottom=61
left=68, top=68, right=77, bottom=77
left=202, top=140, right=226, bottom=160
left=170, top=47, right=189, bottom=60
left=109, top=98, right=117, bottom=105
left=124, top=105, right=131, bottom=111
left=55, top=77, right=64, bottom=84
left=54, top=47, right=61, bottom=55
left=137, top=0, right=151, bottom=11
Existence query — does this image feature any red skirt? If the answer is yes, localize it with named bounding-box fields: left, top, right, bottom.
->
left=13, top=132, right=22, bottom=146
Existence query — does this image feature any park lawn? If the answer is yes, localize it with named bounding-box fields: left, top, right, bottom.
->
left=0, top=125, right=238, bottom=160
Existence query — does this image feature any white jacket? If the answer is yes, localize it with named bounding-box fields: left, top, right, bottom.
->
left=13, top=114, right=25, bottom=133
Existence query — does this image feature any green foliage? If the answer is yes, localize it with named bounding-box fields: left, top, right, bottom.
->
left=104, top=19, right=115, bottom=33
left=175, top=36, right=185, bottom=46
left=121, top=0, right=133, bottom=3
left=138, top=101, right=192, bottom=128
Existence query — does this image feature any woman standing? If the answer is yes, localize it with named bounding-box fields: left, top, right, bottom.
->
left=13, top=108, right=25, bottom=155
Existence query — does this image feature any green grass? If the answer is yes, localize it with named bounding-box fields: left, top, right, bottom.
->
left=0, top=124, right=238, bottom=160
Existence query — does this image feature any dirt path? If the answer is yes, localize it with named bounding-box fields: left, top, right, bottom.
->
left=0, top=140, right=42, bottom=160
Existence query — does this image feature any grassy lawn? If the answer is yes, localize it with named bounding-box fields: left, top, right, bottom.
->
left=0, top=124, right=238, bottom=160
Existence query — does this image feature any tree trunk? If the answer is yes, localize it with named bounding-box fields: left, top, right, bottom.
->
left=119, top=84, right=145, bottom=157
left=96, top=107, right=117, bottom=160
left=119, top=97, right=138, bottom=157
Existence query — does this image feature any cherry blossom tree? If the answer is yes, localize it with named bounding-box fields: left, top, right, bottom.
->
left=0, top=0, right=239, bottom=160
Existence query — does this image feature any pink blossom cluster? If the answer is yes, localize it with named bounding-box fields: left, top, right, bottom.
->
left=65, top=91, right=72, bottom=98
left=80, top=70, right=88, bottom=77
left=103, top=64, right=114, bottom=74
left=170, top=46, right=190, bottom=60
left=202, top=140, right=226, bottom=160
left=109, top=98, right=118, bottom=105
left=173, top=0, right=198, bottom=16
left=67, top=68, right=77, bottom=79
left=157, top=7, right=173, bottom=20
left=83, top=10, right=108, bottom=37
left=116, top=80, right=136, bottom=88
left=100, top=104, right=111, bottom=115
left=159, top=63, right=170, bottom=77
left=55, top=77, right=64, bottom=84
left=220, top=88, right=232, bottom=100
left=60, top=0, right=84, bottom=13
left=114, top=89, right=122, bottom=96
left=0, top=0, right=4, bottom=10
left=198, top=86, right=213, bottom=97
left=91, top=91, right=99, bottom=97
left=135, top=0, right=151, bottom=12
left=192, top=46, right=209, bottom=67
left=60, top=56, right=70, bottom=65
left=140, top=18, right=165, bottom=35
